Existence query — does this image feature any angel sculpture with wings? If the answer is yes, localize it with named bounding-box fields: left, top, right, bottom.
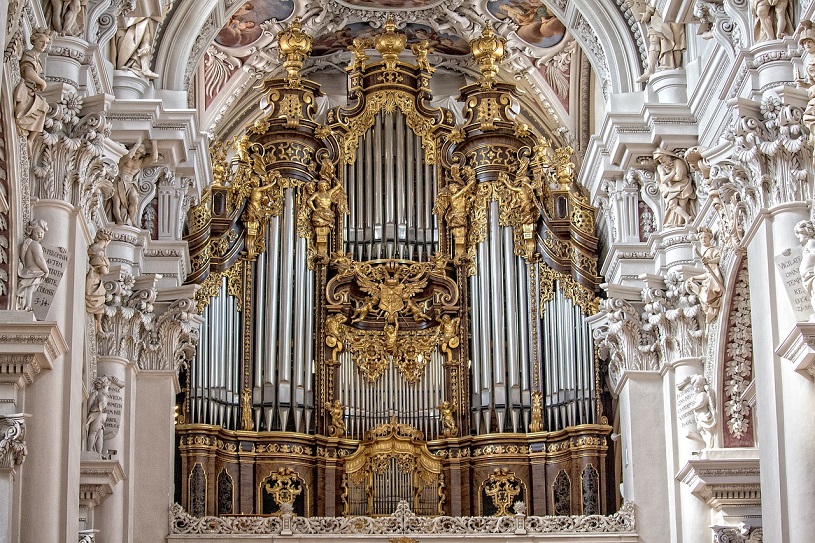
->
left=301, top=157, right=348, bottom=262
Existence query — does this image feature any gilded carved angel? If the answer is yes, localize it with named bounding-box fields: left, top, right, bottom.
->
left=299, top=157, right=348, bottom=262
left=324, top=399, right=346, bottom=437
left=433, top=163, right=477, bottom=259
left=437, top=400, right=457, bottom=437
left=325, top=313, right=346, bottom=361
left=499, top=157, right=543, bottom=225
left=437, top=313, right=460, bottom=363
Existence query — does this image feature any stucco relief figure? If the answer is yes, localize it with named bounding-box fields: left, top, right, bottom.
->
left=677, top=374, right=717, bottom=449
left=112, top=137, right=157, bottom=226
left=15, top=219, right=49, bottom=312
left=112, top=15, right=162, bottom=79
left=14, top=28, right=52, bottom=145
left=654, top=147, right=695, bottom=227
left=796, top=22, right=815, bottom=151
left=45, top=0, right=87, bottom=36
left=795, top=220, right=815, bottom=320
left=86, top=376, right=111, bottom=454
left=85, top=230, right=112, bottom=334
left=752, top=0, right=793, bottom=42
left=630, top=2, right=686, bottom=83
left=686, top=227, right=724, bottom=333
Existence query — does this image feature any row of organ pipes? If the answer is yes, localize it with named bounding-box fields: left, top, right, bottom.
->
left=189, top=113, right=596, bottom=435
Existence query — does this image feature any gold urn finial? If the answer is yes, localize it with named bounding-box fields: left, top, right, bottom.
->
left=277, top=17, right=313, bottom=84
left=375, top=18, right=407, bottom=70
left=470, top=25, right=506, bottom=86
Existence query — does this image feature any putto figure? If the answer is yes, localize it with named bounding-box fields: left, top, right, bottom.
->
left=15, top=219, right=49, bottom=312
left=14, top=28, right=52, bottom=145
left=112, top=137, right=158, bottom=226
left=654, top=147, right=695, bottom=227
left=85, top=230, right=112, bottom=334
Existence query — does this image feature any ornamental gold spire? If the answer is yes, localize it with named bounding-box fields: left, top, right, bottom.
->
left=277, top=17, right=313, bottom=85
left=374, top=18, right=407, bottom=70
left=470, top=25, right=506, bottom=87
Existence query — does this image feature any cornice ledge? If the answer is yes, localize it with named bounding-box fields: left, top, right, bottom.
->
left=0, top=317, right=69, bottom=387
left=776, top=322, right=815, bottom=380
left=79, top=456, right=126, bottom=508
left=677, top=450, right=761, bottom=511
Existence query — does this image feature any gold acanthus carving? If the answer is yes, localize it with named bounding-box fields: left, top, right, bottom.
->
left=483, top=468, right=521, bottom=517
left=336, top=89, right=439, bottom=165
left=194, top=259, right=244, bottom=314
left=529, top=390, right=543, bottom=432
left=538, top=263, right=600, bottom=316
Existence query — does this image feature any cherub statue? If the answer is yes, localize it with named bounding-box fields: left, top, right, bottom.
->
left=433, top=163, right=477, bottom=260
left=14, top=28, right=52, bottom=145
left=324, top=399, right=346, bottom=437
left=797, top=21, right=815, bottom=153
left=437, top=400, right=458, bottom=437
left=437, top=313, right=460, bottom=363
left=752, top=0, right=793, bottom=42
left=654, top=147, right=695, bottom=227
left=685, top=227, right=724, bottom=333
left=112, top=137, right=158, bottom=226
left=86, top=230, right=112, bottom=335
left=86, top=376, right=124, bottom=454
left=627, top=0, right=685, bottom=83
left=15, top=219, right=49, bottom=312
left=795, top=220, right=815, bottom=320
left=677, top=374, right=717, bottom=449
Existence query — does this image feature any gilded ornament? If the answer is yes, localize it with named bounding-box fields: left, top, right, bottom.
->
left=484, top=469, right=521, bottom=517
left=470, top=25, right=507, bottom=87
left=240, top=387, right=253, bottom=431
left=433, top=163, right=477, bottom=263
left=436, top=313, right=460, bottom=363
left=277, top=18, right=313, bottom=86
left=529, top=390, right=543, bottom=432
left=297, top=157, right=348, bottom=266
left=374, top=19, right=407, bottom=71
left=436, top=400, right=458, bottom=437
left=264, top=468, right=303, bottom=509
left=324, top=399, right=346, bottom=437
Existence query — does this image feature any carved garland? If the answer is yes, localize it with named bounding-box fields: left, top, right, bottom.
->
left=722, top=263, right=754, bottom=447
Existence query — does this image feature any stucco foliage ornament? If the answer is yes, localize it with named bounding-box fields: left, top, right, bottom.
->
left=594, top=298, right=658, bottom=387
left=714, top=523, right=762, bottom=542
left=0, top=414, right=27, bottom=468
left=693, top=0, right=742, bottom=50
left=139, top=298, right=201, bottom=372
left=97, top=272, right=156, bottom=359
left=724, top=267, right=753, bottom=440
left=642, top=272, right=704, bottom=362
left=170, top=500, right=635, bottom=535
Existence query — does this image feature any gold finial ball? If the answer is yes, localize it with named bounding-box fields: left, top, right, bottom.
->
left=375, top=17, right=407, bottom=61
left=470, top=25, right=507, bottom=82
left=278, top=17, right=313, bottom=61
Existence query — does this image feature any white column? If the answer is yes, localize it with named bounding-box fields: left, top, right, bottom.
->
left=616, top=371, right=671, bottom=543
left=747, top=203, right=815, bottom=541
left=20, top=200, right=88, bottom=543
left=132, top=371, right=177, bottom=543
left=662, top=357, right=711, bottom=543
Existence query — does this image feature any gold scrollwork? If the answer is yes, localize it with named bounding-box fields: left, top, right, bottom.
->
left=529, top=390, right=543, bottom=432
left=194, top=259, right=244, bottom=313
left=264, top=467, right=304, bottom=510
left=483, top=468, right=521, bottom=517
left=538, top=263, right=600, bottom=316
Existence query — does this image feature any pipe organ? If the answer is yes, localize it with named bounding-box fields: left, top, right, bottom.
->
left=178, top=20, right=612, bottom=519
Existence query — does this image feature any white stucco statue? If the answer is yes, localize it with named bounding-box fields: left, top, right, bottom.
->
left=677, top=374, right=717, bottom=449
left=15, top=219, right=49, bottom=312
left=111, top=15, right=162, bottom=79
left=44, top=0, right=87, bottom=36
left=85, top=230, right=112, bottom=334
left=111, top=137, right=157, bottom=226
left=630, top=1, right=686, bottom=83
left=654, top=147, right=695, bottom=227
left=797, top=21, right=815, bottom=156
left=795, top=220, right=815, bottom=321
left=752, top=0, right=793, bottom=42
left=85, top=376, right=111, bottom=454
left=13, top=28, right=52, bottom=145
left=686, top=227, right=724, bottom=333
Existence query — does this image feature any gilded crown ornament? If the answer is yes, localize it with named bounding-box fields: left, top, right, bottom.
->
left=375, top=18, right=407, bottom=70
left=470, top=25, right=507, bottom=87
left=277, top=17, right=313, bottom=85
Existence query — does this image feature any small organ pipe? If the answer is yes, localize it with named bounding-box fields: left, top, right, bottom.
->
left=278, top=190, right=295, bottom=406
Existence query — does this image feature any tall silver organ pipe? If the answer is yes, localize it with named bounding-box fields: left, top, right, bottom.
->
left=191, top=276, right=242, bottom=429
left=344, top=111, right=438, bottom=261
left=468, top=205, right=596, bottom=434
left=252, top=187, right=316, bottom=432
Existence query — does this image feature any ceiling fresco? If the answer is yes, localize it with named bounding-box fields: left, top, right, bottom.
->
left=336, top=0, right=447, bottom=8
left=214, top=1, right=296, bottom=47
left=486, top=0, right=566, bottom=49
left=311, top=22, right=470, bottom=56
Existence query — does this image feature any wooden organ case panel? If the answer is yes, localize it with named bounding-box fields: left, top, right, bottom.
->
left=178, top=20, right=613, bottom=519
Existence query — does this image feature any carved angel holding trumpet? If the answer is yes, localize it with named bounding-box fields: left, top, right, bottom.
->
left=299, top=157, right=348, bottom=263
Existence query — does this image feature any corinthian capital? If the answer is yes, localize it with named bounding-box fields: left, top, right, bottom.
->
left=0, top=414, right=29, bottom=469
